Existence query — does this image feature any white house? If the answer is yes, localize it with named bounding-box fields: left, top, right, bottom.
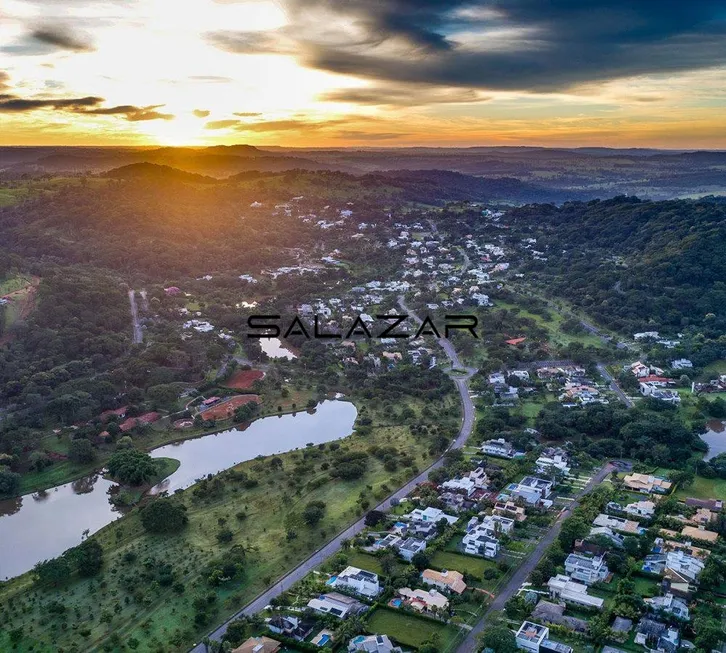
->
left=535, top=448, right=571, bottom=476
left=462, top=524, right=500, bottom=558
left=482, top=438, right=525, bottom=459
left=511, top=477, right=554, bottom=505
left=624, top=500, right=656, bottom=519
left=645, top=594, right=690, bottom=620
left=307, top=592, right=366, bottom=619
left=515, top=622, right=573, bottom=653
left=397, top=537, right=426, bottom=562
left=547, top=574, right=605, bottom=609
left=331, top=566, right=382, bottom=598
left=348, top=635, right=402, bottom=653
left=406, top=507, right=458, bottom=526
left=564, top=553, right=609, bottom=585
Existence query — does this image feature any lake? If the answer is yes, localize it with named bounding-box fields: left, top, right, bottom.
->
left=701, top=419, right=726, bottom=461
left=0, top=400, right=356, bottom=580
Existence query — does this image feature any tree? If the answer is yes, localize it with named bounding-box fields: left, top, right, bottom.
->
left=0, top=466, right=20, bottom=496
left=364, top=510, right=386, bottom=527
left=558, top=515, right=590, bottom=550
left=33, top=557, right=72, bottom=588
left=140, top=498, right=189, bottom=534
left=411, top=551, right=431, bottom=571
left=107, top=449, right=159, bottom=485
left=68, top=438, right=96, bottom=464
left=479, top=624, right=517, bottom=653
left=70, top=539, right=104, bottom=577
left=303, top=501, right=326, bottom=527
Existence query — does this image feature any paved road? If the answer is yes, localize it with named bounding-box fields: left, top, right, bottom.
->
left=456, top=462, right=614, bottom=653
left=190, top=298, right=477, bottom=652
left=128, top=289, right=143, bottom=344
left=597, top=362, right=633, bottom=408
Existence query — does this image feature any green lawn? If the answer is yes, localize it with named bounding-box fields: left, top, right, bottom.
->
left=430, top=550, right=498, bottom=577
left=675, top=475, right=726, bottom=502
left=631, top=575, right=660, bottom=598
left=345, top=551, right=386, bottom=576
left=367, top=608, right=462, bottom=650
left=0, top=275, right=32, bottom=295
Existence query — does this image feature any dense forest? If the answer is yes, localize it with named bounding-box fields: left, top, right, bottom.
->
left=510, top=196, right=726, bottom=336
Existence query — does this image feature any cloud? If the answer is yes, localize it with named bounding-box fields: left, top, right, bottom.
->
left=0, top=72, right=10, bottom=91
left=0, top=95, right=103, bottom=112
left=30, top=25, right=95, bottom=52
left=205, top=119, right=240, bottom=129
left=233, top=111, right=263, bottom=117
left=0, top=94, right=174, bottom=121
left=209, top=0, right=726, bottom=94
left=320, top=84, right=487, bottom=106
left=188, top=75, right=233, bottom=83
left=84, top=104, right=174, bottom=121
left=193, top=109, right=211, bottom=118
left=334, top=130, right=408, bottom=140
left=233, top=118, right=349, bottom=132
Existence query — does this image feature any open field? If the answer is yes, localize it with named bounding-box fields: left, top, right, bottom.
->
left=366, top=608, right=462, bottom=650
left=430, top=550, right=498, bottom=577
left=198, top=395, right=260, bottom=420
left=674, top=475, right=726, bottom=502
left=223, top=369, right=265, bottom=389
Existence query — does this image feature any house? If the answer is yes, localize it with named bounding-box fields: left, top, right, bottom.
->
left=640, top=384, right=681, bottom=404
left=348, top=634, right=402, bottom=653
left=494, top=500, right=527, bottom=522
left=515, top=621, right=573, bottom=653
left=267, top=615, right=314, bottom=641
left=438, top=491, right=467, bottom=513
left=663, top=550, right=705, bottom=583
left=564, top=553, right=609, bottom=585
left=645, top=593, right=690, bottom=620
left=623, top=473, right=672, bottom=495
left=462, top=523, right=500, bottom=558
left=624, top=500, right=656, bottom=519
left=536, top=448, right=571, bottom=476
left=530, top=601, right=588, bottom=634
left=232, top=637, right=281, bottom=653
left=482, top=438, right=525, bottom=459
left=671, top=359, right=693, bottom=370
left=488, top=372, right=506, bottom=385
left=441, top=467, right=489, bottom=496
left=589, top=526, right=625, bottom=548
left=332, top=566, right=382, bottom=598
left=397, top=537, right=426, bottom=562
left=511, top=477, right=554, bottom=505
left=397, top=587, right=449, bottom=614
left=406, top=507, right=458, bottom=526
left=593, top=514, right=645, bottom=535
left=685, top=497, right=722, bottom=511
left=547, top=574, right=605, bottom=609
left=307, top=593, right=366, bottom=619
left=422, top=568, right=467, bottom=594
left=635, top=618, right=680, bottom=653
left=681, top=526, right=718, bottom=544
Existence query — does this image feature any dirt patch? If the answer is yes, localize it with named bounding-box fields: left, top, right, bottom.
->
left=199, top=394, right=260, bottom=420
left=223, top=368, right=265, bottom=389
left=172, top=418, right=195, bottom=430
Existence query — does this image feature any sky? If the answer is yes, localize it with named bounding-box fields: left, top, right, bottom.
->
left=2, top=0, right=726, bottom=147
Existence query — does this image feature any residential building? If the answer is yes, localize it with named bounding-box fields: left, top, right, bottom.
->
left=623, top=473, right=672, bottom=495
left=588, top=526, right=625, bottom=548
left=481, top=438, right=525, bottom=459
left=232, top=637, right=281, bottom=653
left=511, top=477, right=554, bottom=505
left=671, top=359, right=693, bottom=370
left=535, top=448, right=571, bottom=476
left=515, top=621, right=573, bottom=653
left=307, top=592, right=366, bottom=619
left=438, top=491, right=467, bottom=512
left=624, top=500, right=656, bottom=519
left=564, top=553, right=609, bottom=585
left=332, top=566, right=382, bottom=598
left=397, top=587, right=449, bottom=614
left=406, top=506, right=458, bottom=525
left=462, top=524, right=500, bottom=558
left=397, top=537, right=426, bottom=562
left=421, top=568, right=467, bottom=594
left=441, top=467, right=489, bottom=496
left=267, top=616, right=314, bottom=641
left=493, top=500, right=527, bottom=522
left=530, top=601, right=588, bottom=634
left=593, top=514, right=645, bottom=535
left=547, top=574, right=604, bottom=609
left=348, top=635, right=402, bottom=653
left=640, top=384, right=681, bottom=404
left=681, top=526, right=718, bottom=544
left=635, top=619, right=680, bottom=653
left=645, top=594, right=690, bottom=620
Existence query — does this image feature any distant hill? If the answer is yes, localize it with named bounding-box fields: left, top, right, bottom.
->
left=103, top=162, right=218, bottom=184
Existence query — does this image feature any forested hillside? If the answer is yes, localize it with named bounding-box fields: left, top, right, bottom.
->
left=511, top=196, right=726, bottom=336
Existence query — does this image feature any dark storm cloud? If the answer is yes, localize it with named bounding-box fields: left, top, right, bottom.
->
left=30, top=25, right=95, bottom=52
left=84, top=104, right=174, bottom=121
left=209, top=0, right=726, bottom=93
left=0, top=94, right=174, bottom=121
left=320, top=85, right=485, bottom=106
left=0, top=95, right=103, bottom=112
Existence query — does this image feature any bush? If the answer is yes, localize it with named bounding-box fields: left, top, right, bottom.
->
left=140, top=498, right=188, bottom=534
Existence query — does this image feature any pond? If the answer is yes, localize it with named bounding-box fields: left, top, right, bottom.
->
left=259, top=337, right=297, bottom=360
left=0, top=400, right=356, bottom=580
left=701, top=419, right=726, bottom=461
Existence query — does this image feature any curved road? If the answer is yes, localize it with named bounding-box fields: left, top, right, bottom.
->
left=190, top=297, right=476, bottom=652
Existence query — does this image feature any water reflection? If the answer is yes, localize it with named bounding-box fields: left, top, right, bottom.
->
left=701, top=419, right=726, bottom=461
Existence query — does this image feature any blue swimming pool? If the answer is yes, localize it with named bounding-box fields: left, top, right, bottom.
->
left=318, top=634, right=331, bottom=646
left=391, top=598, right=403, bottom=607
left=326, top=576, right=337, bottom=585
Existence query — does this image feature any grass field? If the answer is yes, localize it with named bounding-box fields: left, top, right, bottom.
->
left=366, top=608, right=462, bottom=650
left=674, top=475, right=726, bottom=501
left=430, top=550, right=498, bottom=577
left=0, top=395, right=455, bottom=652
